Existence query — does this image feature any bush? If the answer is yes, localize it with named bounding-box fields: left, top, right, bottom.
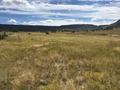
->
left=99, top=33, right=108, bottom=36
left=12, top=29, right=18, bottom=32
left=71, top=31, right=75, bottom=33
left=46, top=31, right=50, bottom=35
left=0, top=31, right=8, bottom=40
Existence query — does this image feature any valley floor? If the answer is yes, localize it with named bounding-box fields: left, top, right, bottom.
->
left=0, top=29, right=120, bottom=90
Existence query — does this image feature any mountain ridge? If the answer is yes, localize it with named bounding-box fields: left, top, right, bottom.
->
left=0, top=19, right=119, bottom=32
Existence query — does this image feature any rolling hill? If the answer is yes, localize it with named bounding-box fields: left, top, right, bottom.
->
left=105, top=20, right=120, bottom=29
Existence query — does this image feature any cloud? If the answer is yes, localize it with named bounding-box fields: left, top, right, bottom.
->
left=0, top=0, right=120, bottom=25
left=0, top=3, right=120, bottom=20
left=8, top=19, right=17, bottom=24
left=22, top=19, right=77, bottom=26
left=2, top=0, right=30, bottom=6
left=22, top=19, right=114, bottom=26
left=1, top=0, right=35, bottom=10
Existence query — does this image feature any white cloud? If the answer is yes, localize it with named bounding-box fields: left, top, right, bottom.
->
left=0, top=1, right=120, bottom=18
left=22, top=19, right=114, bottom=26
left=22, top=19, right=81, bottom=26
left=0, top=3, right=120, bottom=20
left=8, top=19, right=17, bottom=24
left=0, top=0, right=120, bottom=25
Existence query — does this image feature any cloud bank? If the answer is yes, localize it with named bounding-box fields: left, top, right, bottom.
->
left=0, top=0, right=120, bottom=26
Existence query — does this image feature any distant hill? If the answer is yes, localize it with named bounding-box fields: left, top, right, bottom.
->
left=0, top=19, right=120, bottom=32
left=111, top=19, right=120, bottom=27
left=0, top=24, right=100, bottom=32
left=105, top=19, right=120, bottom=29
left=59, top=24, right=98, bottom=31
left=0, top=24, right=98, bottom=32
left=0, top=24, right=58, bottom=32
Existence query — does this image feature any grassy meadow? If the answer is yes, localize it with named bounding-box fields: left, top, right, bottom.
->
left=0, top=29, right=120, bottom=90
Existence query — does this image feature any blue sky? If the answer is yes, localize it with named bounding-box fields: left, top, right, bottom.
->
left=0, top=0, right=120, bottom=26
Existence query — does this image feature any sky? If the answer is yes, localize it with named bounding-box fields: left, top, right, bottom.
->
left=0, top=0, right=120, bottom=26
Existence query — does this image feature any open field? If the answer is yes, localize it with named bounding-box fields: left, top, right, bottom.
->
left=0, top=29, right=120, bottom=90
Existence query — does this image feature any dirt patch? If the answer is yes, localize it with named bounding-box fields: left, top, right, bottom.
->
left=32, top=43, right=49, bottom=48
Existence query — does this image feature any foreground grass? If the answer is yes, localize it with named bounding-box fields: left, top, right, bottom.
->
left=0, top=29, right=120, bottom=90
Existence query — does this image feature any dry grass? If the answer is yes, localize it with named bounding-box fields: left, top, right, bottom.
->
left=0, top=29, right=120, bottom=90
